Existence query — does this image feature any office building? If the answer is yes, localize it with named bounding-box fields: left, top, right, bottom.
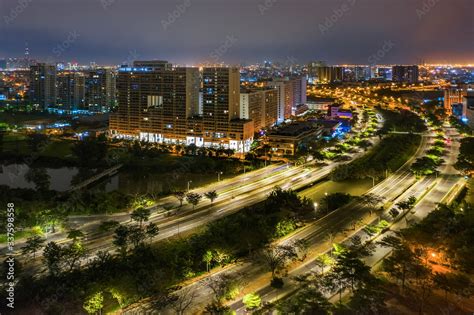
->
left=57, top=71, right=85, bottom=110
left=392, top=65, right=419, bottom=83
left=267, top=121, right=324, bottom=156
left=29, top=63, right=57, bottom=110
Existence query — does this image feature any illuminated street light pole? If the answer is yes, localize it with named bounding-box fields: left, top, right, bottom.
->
left=187, top=180, right=192, bottom=192
left=217, top=171, right=223, bottom=182
left=325, top=192, right=329, bottom=212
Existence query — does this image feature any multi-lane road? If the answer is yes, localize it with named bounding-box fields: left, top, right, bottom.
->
left=3, top=110, right=381, bottom=275
left=123, top=123, right=452, bottom=314
left=230, top=127, right=463, bottom=314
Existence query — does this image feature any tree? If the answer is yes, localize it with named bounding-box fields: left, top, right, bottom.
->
left=113, top=225, right=130, bottom=256
left=314, top=254, right=333, bottom=275
left=83, top=292, right=104, bottom=315
left=67, top=229, right=85, bottom=242
left=128, top=225, right=146, bottom=248
left=168, top=286, right=199, bottom=315
left=358, top=193, right=385, bottom=215
left=378, top=234, right=419, bottom=292
left=21, top=235, right=45, bottom=259
left=25, top=167, right=51, bottom=191
left=145, top=222, right=159, bottom=242
left=204, top=190, right=219, bottom=204
left=255, top=244, right=298, bottom=283
left=173, top=191, right=186, bottom=208
left=433, top=272, right=472, bottom=303
left=63, top=240, right=87, bottom=272
left=130, top=207, right=151, bottom=227
left=242, top=293, right=261, bottom=310
left=348, top=277, right=387, bottom=314
left=202, top=250, right=213, bottom=272
left=320, top=192, right=353, bottom=213
left=72, top=136, right=108, bottom=166
left=277, top=284, right=331, bottom=314
left=322, top=250, right=372, bottom=304
left=186, top=192, right=202, bottom=210
left=43, top=241, right=63, bottom=276
left=204, top=272, right=245, bottom=305
left=396, top=196, right=417, bottom=213
left=454, top=137, right=474, bottom=175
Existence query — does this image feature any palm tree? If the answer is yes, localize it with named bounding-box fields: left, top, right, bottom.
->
left=204, top=190, right=218, bottom=204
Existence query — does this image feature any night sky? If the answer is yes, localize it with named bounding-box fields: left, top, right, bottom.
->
left=0, top=0, right=473, bottom=65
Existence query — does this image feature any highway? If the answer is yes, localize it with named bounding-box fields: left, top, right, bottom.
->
left=122, top=124, right=438, bottom=314
left=229, top=127, right=463, bottom=313
left=3, top=109, right=381, bottom=274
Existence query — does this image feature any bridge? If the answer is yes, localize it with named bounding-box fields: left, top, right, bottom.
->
left=69, top=164, right=123, bottom=192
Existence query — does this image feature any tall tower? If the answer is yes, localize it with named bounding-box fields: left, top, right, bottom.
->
left=29, top=63, right=57, bottom=110
left=202, top=67, right=240, bottom=138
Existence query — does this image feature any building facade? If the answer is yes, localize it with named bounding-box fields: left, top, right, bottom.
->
left=29, top=63, right=57, bottom=110
left=316, top=66, right=344, bottom=83
left=266, top=76, right=306, bottom=123
left=240, top=88, right=278, bottom=131
left=392, top=65, right=419, bottom=84
left=57, top=71, right=85, bottom=110
left=84, top=68, right=116, bottom=112
left=110, top=64, right=253, bottom=152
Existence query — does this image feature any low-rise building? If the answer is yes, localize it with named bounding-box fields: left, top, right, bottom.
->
left=267, top=121, right=323, bottom=156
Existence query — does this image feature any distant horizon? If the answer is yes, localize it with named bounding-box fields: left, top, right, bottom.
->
left=1, top=0, right=472, bottom=66
left=1, top=55, right=473, bottom=68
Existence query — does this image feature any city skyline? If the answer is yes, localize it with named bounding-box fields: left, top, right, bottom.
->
left=1, top=0, right=473, bottom=65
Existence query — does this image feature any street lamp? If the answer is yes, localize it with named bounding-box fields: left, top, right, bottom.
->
left=325, top=192, right=329, bottom=212
left=187, top=180, right=192, bottom=192
left=217, top=171, right=223, bottom=182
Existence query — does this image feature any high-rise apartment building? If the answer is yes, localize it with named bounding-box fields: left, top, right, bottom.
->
left=240, top=88, right=278, bottom=130
left=110, top=63, right=253, bottom=152
left=29, top=63, right=57, bottom=110
left=392, top=65, right=419, bottom=84
left=307, top=61, right=326, bottom=83
left=202, top=67, right=253, bottom=151
left=110, top=63, right=199, bottom=143
left=266, top=76, right=306, bottom=123
left=84, top=68, right=116, bottom=112
left=57, top=72, right=85, bottom=110
left=316, top=66, right=344, bottom=83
